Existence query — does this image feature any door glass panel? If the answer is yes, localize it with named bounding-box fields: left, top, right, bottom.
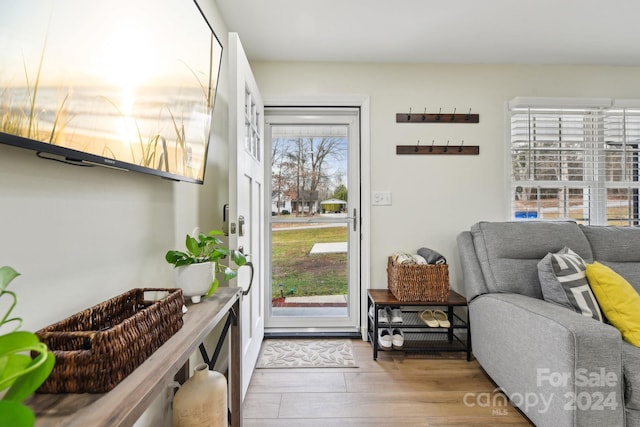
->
left=270, top=125, right=349, bottom=318
left=244, top=87, right=262, bottom=160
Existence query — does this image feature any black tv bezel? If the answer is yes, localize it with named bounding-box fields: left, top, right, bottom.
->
left=0, top=0, right=223, bottom=185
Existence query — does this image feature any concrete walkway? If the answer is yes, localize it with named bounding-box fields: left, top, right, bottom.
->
left=284, top=295, right=347, bottom=304
left=309, top=242, right=348, bottom=254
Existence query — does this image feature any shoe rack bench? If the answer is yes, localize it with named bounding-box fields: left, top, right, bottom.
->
left=367, top=289, right=471, bottom=361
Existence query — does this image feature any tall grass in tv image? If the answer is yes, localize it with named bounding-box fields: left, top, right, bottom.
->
left=0, top=0, right=223, bottom=183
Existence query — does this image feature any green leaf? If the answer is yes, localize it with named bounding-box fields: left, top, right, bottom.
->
left=231, top=250, right=247, bottom=266
left=0, top=332, right=51, bottom=392
left=185, top=235, right=200, bottom=257
left=0, top=354, right=31, bottom=392
left=165, top=251, right=182, bottom=264
left=0, top=400, right=35, bottom=427
left=205, top=278, right=220, bottom=299
left=4, top=349, right=55, bottom=402
left=218, top=247, right=231, bottom=256
left=0, top=354, right=8, bottom=375
left=166, top=250, right=193, bottom=265
left=0, top=267, right=20, bottom=291
left=208, top=230, right=224, bottom=237
left=0, top=332, right=41, bottom=357
left=209, top=236, right=223, bottom=246
left=223, top=267, right=238, bottom=281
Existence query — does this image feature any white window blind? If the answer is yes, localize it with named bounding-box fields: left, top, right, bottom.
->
left=509, top=98, right=640, bottom=226
left=604, top=107, right=640, bottom=225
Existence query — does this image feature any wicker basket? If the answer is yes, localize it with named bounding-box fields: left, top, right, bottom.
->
left=387, top=257, right=450, bottom=302
left=36, top=288, right=184, bottom=393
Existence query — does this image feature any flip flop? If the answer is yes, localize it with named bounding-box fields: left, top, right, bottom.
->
left=433, top=310, right=451, bottom=328
left=419, top=310, right=439, bottom=327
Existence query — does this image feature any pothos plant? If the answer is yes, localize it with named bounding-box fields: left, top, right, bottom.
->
left=0, top=266, right=55, bottom=427
left=165, top=230, right=247, bottom=298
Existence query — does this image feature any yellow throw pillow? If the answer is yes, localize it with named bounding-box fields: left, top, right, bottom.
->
left=586, top=262, right=640, bottom=347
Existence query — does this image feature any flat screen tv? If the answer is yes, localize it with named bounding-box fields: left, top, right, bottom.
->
left=0, top=0, right=223, bottom=184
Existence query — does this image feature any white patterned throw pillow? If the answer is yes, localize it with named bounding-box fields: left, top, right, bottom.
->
left=537, top=247, right=603, bottom=322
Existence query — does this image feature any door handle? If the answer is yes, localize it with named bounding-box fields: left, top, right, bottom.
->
left=241, top=262, right=254, bottom=296
left=353, top=208, right=357, bottom=232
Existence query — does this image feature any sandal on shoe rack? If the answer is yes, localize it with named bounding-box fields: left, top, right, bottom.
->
left=420, top=309, right=450, bottom=328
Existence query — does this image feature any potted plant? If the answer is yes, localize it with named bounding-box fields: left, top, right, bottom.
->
left=165, top=229, right=247, bottom=303
left=0, top=266, right=55, bottom=427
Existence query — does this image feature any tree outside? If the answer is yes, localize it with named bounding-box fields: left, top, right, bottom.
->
left=271, top=135, right=347, bottom=216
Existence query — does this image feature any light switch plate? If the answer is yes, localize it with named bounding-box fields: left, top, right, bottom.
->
left=372, top=191, right=392, bottom=206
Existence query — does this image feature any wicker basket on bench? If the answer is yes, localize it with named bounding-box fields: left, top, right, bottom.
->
left=36, top=288, right=184, bottom=393
left=387, top=257, right=450, bottom=302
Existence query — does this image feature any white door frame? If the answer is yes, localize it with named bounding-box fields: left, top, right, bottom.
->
left=263, top=95, right=371, bottom=339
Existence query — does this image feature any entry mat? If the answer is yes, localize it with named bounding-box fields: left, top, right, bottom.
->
left=256, top=339, right=358, bottom=368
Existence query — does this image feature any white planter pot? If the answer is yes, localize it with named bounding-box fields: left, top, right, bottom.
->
left=174, top=262, right=214, bottom=303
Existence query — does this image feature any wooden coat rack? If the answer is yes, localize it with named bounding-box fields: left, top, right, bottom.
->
left=396, top=108, right=479, bottom=123
left=396, top=141, right=480, bottom=155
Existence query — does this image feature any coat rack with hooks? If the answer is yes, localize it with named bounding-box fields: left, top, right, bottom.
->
left=396, top=108, right=479, bottom=123
left=396, top=140, right=479, bottom=155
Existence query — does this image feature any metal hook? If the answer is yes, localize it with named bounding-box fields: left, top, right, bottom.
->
left=407, top=107, right=412, bottom=121
left=415, top=139, right=420, bottom=152
left=436, top=107, right=442, bottom=121
left=444, top=140, right=450, bottom=153
left=466, top=108, right=472, bottom=120
left=459, top=139, right=464, bottom=152
left=451, top=108, right=456, bottom=121
left=429, top=139, right=434, bottom=152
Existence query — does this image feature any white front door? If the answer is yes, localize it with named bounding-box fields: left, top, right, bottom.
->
left=228, top=32, right=264, bottom=400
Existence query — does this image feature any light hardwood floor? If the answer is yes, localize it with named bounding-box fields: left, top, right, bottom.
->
left=242, top=339, right=533, bottom=426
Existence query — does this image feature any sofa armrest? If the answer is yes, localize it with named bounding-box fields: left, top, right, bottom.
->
left=456, top=231, right=489, bottom=301
left=470, top=293, right=624, bottom=427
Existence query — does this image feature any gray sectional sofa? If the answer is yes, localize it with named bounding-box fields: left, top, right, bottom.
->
left=457, top=221, right=640, bottom=427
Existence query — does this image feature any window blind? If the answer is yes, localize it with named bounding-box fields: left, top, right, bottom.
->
left=604, top=107, right=640, bottom=225
left=509, top=99, right=640, bottom=226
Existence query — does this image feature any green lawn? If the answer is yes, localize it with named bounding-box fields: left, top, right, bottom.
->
left=271, top=225, right=347, bottom=299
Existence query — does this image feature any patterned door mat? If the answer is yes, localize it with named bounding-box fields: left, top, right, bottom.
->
left=256, top=339, right=358, bottom=368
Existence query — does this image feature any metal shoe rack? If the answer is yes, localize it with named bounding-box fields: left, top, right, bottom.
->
left=367, top=289, right=472, bottom=361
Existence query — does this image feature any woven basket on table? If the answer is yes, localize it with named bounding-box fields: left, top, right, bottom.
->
left=387, top=257, right=450, bottom=302
left=36, top=288, right=184, bottom=393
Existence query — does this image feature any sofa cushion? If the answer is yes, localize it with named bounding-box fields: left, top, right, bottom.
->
left=586, top=262, right=640, bottom=347
left=538, top=247, right=603, bottom=321
left=623, top=342, right=640, bottom=410
left=471, top=221, right=593, bottom=298
left=580, top=225, right=640, bottom=293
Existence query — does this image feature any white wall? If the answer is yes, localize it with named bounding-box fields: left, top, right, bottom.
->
left=251, top=62, right=640, bottom=294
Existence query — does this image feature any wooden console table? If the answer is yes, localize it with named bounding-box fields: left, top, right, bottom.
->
left=27, top=287, right=243, bottom=427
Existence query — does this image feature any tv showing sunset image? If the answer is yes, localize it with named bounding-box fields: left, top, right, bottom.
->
left=0, top=0, right=223, bottom=183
